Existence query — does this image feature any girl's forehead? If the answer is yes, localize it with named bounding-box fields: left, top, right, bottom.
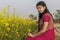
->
left=37, top=5, right=43, bottom=7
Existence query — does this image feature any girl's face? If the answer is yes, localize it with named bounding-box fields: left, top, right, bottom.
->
left=37, top=5, right=46, bottom=13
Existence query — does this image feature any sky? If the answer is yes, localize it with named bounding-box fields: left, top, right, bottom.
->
left=0, top=0, right=60, bottom=18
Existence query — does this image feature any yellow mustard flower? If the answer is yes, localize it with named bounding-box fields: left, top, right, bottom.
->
left=28, top=29, right=31, bottom=32
left=5, top=23, right=9, bottom=26
left=5, top=34, right=8, bottom=36
left=1, top=31, right=3, bottom=33
left=17, top=32, right=19, bottom=34
left=6, top=27, right=10, bottom=31
left=3, top=8, right=7, bottom=13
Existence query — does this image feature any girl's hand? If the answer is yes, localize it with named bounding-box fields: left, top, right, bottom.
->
left=28, top=33, right=35, bottom=37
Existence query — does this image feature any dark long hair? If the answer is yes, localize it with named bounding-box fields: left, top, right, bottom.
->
left=36, top=1, right=53, bottom=21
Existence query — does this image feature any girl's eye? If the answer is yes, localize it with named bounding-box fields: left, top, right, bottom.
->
left=37, top=7, right=41, bottom=9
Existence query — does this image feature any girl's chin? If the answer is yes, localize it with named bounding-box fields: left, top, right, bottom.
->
left=39, top=12, right=42, bottom=13
left=39, top=12, right=43, bottom=13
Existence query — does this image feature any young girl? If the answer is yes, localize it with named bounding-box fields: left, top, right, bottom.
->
left=26, top=1, right=55, bottom=40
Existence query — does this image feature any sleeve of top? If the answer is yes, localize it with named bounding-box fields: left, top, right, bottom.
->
left=43, top=14, right=50, bottom=22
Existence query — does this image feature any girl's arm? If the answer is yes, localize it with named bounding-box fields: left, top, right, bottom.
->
left=34, top=22, right=48, bottom=36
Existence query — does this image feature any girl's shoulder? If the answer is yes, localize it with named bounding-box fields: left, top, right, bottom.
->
left=43, top=13, right=51, bottom=22
left=43, top=12, right=52, bottom=18
left=44, top=13, right=50, bottom=16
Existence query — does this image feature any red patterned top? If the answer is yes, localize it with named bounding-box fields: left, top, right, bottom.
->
left=38, top=13, right=54, bottom=31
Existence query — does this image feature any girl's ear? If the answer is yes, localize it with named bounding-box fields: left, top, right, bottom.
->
left=44, top=6, right=46, bottom=10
